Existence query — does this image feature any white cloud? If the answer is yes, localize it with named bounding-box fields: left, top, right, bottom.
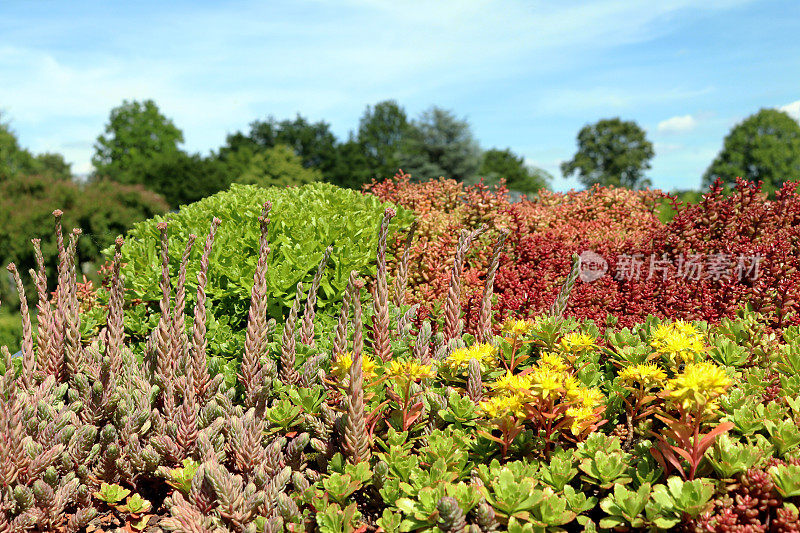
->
left=779, top=100, right=800, bottom=121
left=657, top=114, right=697, bottom=133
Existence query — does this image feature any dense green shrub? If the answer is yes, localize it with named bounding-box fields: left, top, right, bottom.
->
left=114, top=182, right=412, bottom=358
left=0, top=173, right=168, bottom=306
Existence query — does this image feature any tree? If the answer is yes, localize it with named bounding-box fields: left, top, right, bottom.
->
left=136, top=151, right=230, bottom=208
left=32, top=153, right=72, bottom=181
left=356, top=100, right=410, bottom=181
left=0, top=115, right=36, bottom=179
left=398, top=107, right=482, bottom=182
left=0, top=172, right=167, bottom=306
left=221, top=115, right=339, bottom=177
left=329, top=138, right=373, bottom=190
left=478, top=148, right=550, bottom=194
left=561, top=118, right=654, bottom=189
left=702, top=108, right=800, bottom=195
left=92, top=99, right=184, bottom=184
left=1, top=115, right=72, bottom=181
left=234, top=144, right=322, bottom=188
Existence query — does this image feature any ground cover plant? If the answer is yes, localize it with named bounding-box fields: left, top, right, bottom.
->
left=2, top=194, right=800, bottom=533
left=366, top=172, right=800, bottom=333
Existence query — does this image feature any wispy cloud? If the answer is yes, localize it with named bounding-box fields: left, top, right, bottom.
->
left=657, top=114, right=698, bottom=133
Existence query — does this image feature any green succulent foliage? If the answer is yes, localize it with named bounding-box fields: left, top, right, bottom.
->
left=599, top=482, right=651, bottom=529
left=93, top=482, right=131, bottom=504
left=315, top=502, right=362, bottom=533
left=536, top=449, right=577, bottom=491
left=120, top=493, right=152, bottom=514
left=705, top=433, right=765, bottom=478
left=645, top=477, right=714, bottom=529
left=480, top=468, right=542, bottom=520
left=769, top=464, right=800, bottom=498
left=578, top=448, right=632, bottom=489
left=162, top=458, right=200, bottom=494
left=765, top=418, right=800, bottom=457
left=708, top=336, right=750, bottom=367
left=111, top=182, right=412, bottom=358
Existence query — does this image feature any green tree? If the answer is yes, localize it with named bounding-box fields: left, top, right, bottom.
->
left=136, top=151, right=230, bottom=208
left=92, top=99, right=184, bottom=184
left=0, top=172, right=167, bottom=306
left=0, top=115, right=36, bottom=178
left=561, top=118, right=654, bottom=189
left=32, top=152, right=72, bottom=181
left=329, top=138, right=373, bottom=189
left=235, top=144, right=322, bottom=187
left=478, top=148, right=550, bottom=194
left=398, top=107, right=482, bottom=182
left=356, top=100, right=410, bottom=182
left=702, top=108, right=800, bottom=195
left=221, top=115, right=339, bottom=177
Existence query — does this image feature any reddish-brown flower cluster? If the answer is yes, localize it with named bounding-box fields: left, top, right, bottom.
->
left=690, top=464, right=800, bottom=532
left=366, top=173, right=800, bottom=332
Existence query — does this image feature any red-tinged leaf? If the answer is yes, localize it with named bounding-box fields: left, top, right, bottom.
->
left=353, top=524, right=368, bottom=533
left=656, top=442, right=688, bottom=478
left=697, top=422, right=734, bottom=454
left=477, top=430, right=505, bottom=445
left=669, top=445, right=694, bottom=465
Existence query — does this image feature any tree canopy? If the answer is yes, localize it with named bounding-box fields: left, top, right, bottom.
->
left=234, top=144, right=322, bottom=188
left=356, top=100, right=410, bottom=182
left=478, top=148, right=550, bottom=195
left=561, top=117, right=654, bottom=189
left=702, top=108, right=800, bottom=195
left=398, top=107, right=482, bottom=182
left=92, top=99, right=184, bottom=184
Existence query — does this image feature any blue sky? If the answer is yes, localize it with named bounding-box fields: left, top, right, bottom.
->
left=1, top=0, right=798, bottom=191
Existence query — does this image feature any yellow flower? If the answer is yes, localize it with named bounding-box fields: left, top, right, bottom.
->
left=561, top=374, right=580, bottom=396
left=651, top=322, right=705, bottom=363
left=618, top=363, right=667, bottom=389
left=559, top=332, right=596, bottom=354
left=667, top=361, right=731, bottom=412
left=330, top=352, right=376, bottom=379
left=566, top=405, right=598, bottom=435
left=491, top=371, right=532, bottom=394
left=386, top=359, right=435, bottom=382
left=447, top=343, right=497, bottom=369
left=479, top=394, right=525, bottom=419
left=537, top=352, right=569, bottom=373
left=567, top=386, right=606, bottom=409
left=502, top=318, right=535, bottom=337
left=528, top=367, right=565, bottom=400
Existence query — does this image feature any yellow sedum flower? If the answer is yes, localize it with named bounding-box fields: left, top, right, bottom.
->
left=479, top=394, right=525, bottom=419
left=651, top=322, right=705, bottom=363
left=619, top=363, right=667, bottom=389
left=566, top=405, right=598, bottom=435
left=447, top=343, right=497, bottom=369
left=502, top=318, right=535, bottom=337
left=667, top=361, right=731, bottom=412
left=537, top=352, right=569, bottom=373
left=567, top=386, right=605, bottom=409
left=491, top=371, right=532, bottom=394
left=386, top=359, right=435, bottom=382
left=559, top=332, right=596, bottom=354
left=330, top=352, right=377, bottom=379
left=528, top=367, right=565, bottom=400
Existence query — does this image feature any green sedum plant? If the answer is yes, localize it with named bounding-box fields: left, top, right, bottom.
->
left=110, top=182, right=412, bottom=358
